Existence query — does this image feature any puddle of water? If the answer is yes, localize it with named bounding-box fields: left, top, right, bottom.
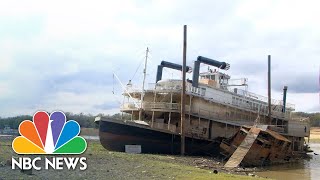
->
left=0, top=135, right=12, bottom=137
left=82, top=135, right=99, bottom=140
left=256, top=143, right=320, bottom=180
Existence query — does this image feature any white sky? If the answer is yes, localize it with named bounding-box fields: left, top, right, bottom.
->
left=0, top=0, right=319, bottom=117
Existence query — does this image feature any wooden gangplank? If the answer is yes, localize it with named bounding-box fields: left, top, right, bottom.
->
left=224, top=128, right=260, bottom=168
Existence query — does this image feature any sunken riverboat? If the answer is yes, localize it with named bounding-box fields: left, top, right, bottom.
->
left=95, top=54, right=310, bottom=162
left=221, top=125, right=295, bottom=167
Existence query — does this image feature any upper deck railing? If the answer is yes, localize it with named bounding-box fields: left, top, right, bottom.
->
left=148, top=82, right=293, bottom=108
left=124, top=80, right=295, bottom=117
left=234, top=88, right=295, bottom=110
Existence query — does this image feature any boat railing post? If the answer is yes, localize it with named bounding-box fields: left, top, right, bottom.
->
left=121, top=95, right=125, bottom=120
left=225, top=123, right=227, bottom=137
left=151, top=87, right=157, bottom=127
left=198, top=108, right=201, bottom=125
left=168, top=91, right=173, bottom=130
left=189, top=95, right=192, bottom=125
left=268, top=55, right=272, bottom=125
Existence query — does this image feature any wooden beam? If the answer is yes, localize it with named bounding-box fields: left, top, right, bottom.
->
left=181, top=25, right=187, bottom=155
left=268, top=55, right=272, bottom=124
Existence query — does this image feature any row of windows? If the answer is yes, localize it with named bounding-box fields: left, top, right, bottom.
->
left=232, top=96, right=268, bottom=113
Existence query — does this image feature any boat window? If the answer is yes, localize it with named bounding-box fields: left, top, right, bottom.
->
left=269, top=136, right=275, bottom=141
left=278, top=141, right=284, bottom=146
left=286, top=143, right=291, bottom=150
left=203, top=128, right=207, bottom=134
left=239, top=130, right=247, bottom=136
left=260, top=133, right=269, bottom=140
left=257, top=140, right=263, bottom=146
left=264, top=144, right=271, bottom=149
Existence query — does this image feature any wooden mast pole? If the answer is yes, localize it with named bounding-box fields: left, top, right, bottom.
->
left=181, top=25, right=187, bottom=155
left=139, top=47, right=149, bottom=121
left=268, top=55, right=272, bottom=124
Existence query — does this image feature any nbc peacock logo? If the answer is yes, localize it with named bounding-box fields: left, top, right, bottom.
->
left=12, top=111, right=87, bottom=154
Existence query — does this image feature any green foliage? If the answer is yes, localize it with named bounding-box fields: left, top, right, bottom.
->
left=111, top=113, right=131, bottom=120
left=64, top=112, right=97, bottom=129
left=293, top=112, right=320, bottom=127
left=0, top=115, right=32, bottom=129
left=309, top=114, right=320, bottom=127
left=0, top=112, right=133, bottom=130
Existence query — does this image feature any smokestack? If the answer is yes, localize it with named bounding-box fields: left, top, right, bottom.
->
left=282, top=86, right=288, bottom=113
left=156, top=61, right=192, bottom=83
left=192, top=56, right=230, bottom=87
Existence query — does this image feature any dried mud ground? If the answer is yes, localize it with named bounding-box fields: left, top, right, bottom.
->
left=0, top=136, right=262, bottom=180
left=308, top=127, right=320, bottom=143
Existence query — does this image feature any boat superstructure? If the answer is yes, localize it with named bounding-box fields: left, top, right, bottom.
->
left=96, top=55, right=310, bottom=159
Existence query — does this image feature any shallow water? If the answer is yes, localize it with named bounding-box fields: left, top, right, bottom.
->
left=256, top=143, right=320, bottom=180
left=81, top=135, right=320, bottom=179
left=83, top=135, right=99, bottom=140
left=0, top=135, right=12, bottom=137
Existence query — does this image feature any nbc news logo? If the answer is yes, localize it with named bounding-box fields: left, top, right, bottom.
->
left=11, top=111, right=87, bottom=170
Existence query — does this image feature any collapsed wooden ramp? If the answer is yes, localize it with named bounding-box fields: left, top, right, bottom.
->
left=224, top=128, right=260, bottom=168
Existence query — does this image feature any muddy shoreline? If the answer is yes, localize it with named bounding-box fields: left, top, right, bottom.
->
left=2, top=126, right=319, bottom=179
left=0, top=136, right=262, bottom=179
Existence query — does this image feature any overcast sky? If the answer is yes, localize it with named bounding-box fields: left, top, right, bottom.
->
left=0, top=0, right=319, bottom=117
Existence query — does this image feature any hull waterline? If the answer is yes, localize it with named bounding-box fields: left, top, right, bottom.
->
left=98, top=118, right=220, bottom=155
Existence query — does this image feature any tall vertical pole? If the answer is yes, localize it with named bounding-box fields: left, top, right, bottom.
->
left=181, top=25, right=187, bottom=155
left=282, top=86, right=288, bottom=113
left=268, top=55, right=272, bottom=124
left=139, top=47, right=149, bottom=121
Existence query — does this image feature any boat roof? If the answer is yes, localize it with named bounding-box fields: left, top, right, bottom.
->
left=241, top=125, right=291, bottom=142
left=265, top=129, right=291, bottom=142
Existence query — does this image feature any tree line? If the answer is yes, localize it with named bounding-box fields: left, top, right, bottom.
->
left=0, top=112, right=130, bottom=129
left=293, top=112, right=320, bottom=127
left=0, top=112, right=319, bottom=130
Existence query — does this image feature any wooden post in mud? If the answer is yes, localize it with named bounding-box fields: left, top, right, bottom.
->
left=268, top=55, right=272, bottom=124
left=181, top=25, right=187, bottom=155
